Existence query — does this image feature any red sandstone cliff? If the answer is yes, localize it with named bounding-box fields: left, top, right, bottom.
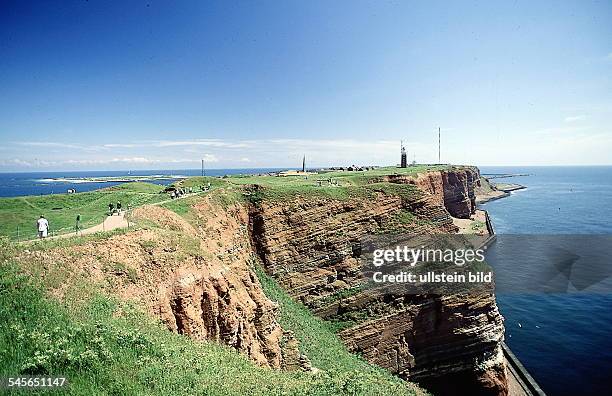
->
left=382, top=166, right=480, bottom=219
left=249, top=167, right=508, bottom=395
left=22, top=201, right=302, bottom=370
left=24, top=167, right=506, bottom=394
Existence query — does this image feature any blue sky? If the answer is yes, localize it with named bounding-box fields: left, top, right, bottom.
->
left=1, top=0, right=611, bottom=171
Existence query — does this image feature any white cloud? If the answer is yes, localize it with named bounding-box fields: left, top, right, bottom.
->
left=102, top=143, right=138, bottom=148
left=200, top=154, right=219, bottom=163
left=152, top=139, right=249, bottom=148
left=14, top=141, right=108, bottom=152
left=0, top=158, right=35, bottom=167
left=1, top=138, right=428, bottom=170
left=62, top=156, right=219, bottom=165
left=15, top=142, right=85, bottom=149
left=564, top=115, right=587, bottom=123
left=6, top=133, right=609, bottom=170
left=534, top=125, right=592, bottom=135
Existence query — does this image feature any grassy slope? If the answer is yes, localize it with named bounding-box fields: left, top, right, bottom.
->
left=0, top=229, right=423, bottom=396
left=0, top=182, right=166, bottom=241
left=0, top=166, right=453, bottom=240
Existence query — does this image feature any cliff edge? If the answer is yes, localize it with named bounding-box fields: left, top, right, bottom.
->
left=7, top=165, right=507, bottom=395
left=249, top=166, right=508, bottom=395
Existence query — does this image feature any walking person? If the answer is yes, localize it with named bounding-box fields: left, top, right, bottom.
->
left=116, top=201, right=122, bottom=213
left=37, top=215, right=49, bottom=239
left=108, top=202, right=115, bottom=215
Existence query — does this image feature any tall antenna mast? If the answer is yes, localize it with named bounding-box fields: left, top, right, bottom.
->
left=201, top=159, right=205, bottom=177
left=438, top=127, right=441, bottom=163
left=302, top=155, right=305, bottom=172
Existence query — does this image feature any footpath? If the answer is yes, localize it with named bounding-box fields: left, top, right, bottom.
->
left=30, top=190, right=207, bottom=242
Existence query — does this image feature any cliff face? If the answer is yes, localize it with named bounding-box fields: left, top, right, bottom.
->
left=25, top=202, right=300, bottom=370
left=137, top=203, right=302, bottom=370
left=382, top=166, right=480, bottom=219
left=25, top=167, right=504, bottom=392
left=249, top=168, right=507, bottom=395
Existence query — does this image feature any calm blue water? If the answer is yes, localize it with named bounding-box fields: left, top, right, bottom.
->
left=0, top=168, right=287, bottom=198
left=479, top=166, right=612, bottom=396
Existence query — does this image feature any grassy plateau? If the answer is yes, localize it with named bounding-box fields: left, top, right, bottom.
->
left=0, top=166, right=456, bottom=241
left=0, top=165, right=460, bottom=394
left=0, top=182, right=166, bottom=241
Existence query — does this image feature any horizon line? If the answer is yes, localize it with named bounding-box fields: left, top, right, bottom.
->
left=2, top=164, right=612, bottom=174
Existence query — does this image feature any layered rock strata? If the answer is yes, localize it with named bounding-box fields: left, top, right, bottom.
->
left=249, top=168, right=508, bottom=395
left=26, top=202, right=299, bottom=370
left=381, top=166, right=480, bottom=219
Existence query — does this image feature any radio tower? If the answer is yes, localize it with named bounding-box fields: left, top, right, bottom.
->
left=438, top=127, right=441, bottom=164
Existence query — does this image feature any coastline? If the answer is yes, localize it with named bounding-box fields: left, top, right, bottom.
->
left=476, top=176, right=526, bottom=204
left=476, top=175, right=547, bottom=395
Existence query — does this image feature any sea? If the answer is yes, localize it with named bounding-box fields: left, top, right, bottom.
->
left=479, top=166, right=612, bottom=396
left=1, top=166, right=611, bottom=395
left=0, top=168, right=287, bottom=198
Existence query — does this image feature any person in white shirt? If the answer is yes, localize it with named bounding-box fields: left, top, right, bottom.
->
left=37, top=215, right=49, bottom=239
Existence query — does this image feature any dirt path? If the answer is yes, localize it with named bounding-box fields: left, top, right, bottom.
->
left=49, top=211, right=129, bottom=239
left=149, top=190, right=205, bottom=207
left=47, top=191, right=207, bottom=240
left=24, top=190, right=210, bottom=243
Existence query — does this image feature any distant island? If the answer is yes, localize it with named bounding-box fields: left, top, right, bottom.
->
left=37, top=174, right=190, bottom=184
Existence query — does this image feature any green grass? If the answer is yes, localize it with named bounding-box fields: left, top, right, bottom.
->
left=0, top=165, right=457, bottom=240
left=159, top=195, right=199, bottom=217
left=0, top=238, right=423, bottom=396
left=253, top=264, right=422, bottom=396
left=470, top=220, right=486, bottom=232
left=0, top=164, right=462, bottom=394
left=0, top=182, right=165, bottom=241
left=227, top=166, right=449, bottom=203
left=173, top=176, right=229, bottom=189
left=227, top=165, right=452, bottom=189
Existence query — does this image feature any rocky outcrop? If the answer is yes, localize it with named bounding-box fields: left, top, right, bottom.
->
left=142, top=201, right=304, bottom=370
left=249, top=190, right=457, bottom=305
left=28, top=203, right=303, bottom=370
left=382, top=167, right=480, bottom=219
left=162, top=261, right=285, bottom=368
left=441, top=168, right=479, bottom=218
left=338, top=293, right=506, bottom=396
left=249, top=167, right=508, bottom=395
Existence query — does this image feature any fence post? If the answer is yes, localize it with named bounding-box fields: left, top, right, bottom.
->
left=17, top=225, right=20, bottom=242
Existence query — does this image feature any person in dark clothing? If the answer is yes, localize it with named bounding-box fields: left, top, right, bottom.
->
left=117, top=201, right=122, bottom=213
left=109, top=202, right=114, bottom=215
